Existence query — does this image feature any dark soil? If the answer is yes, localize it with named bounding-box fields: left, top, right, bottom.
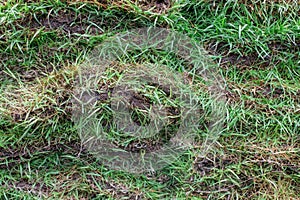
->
left=19, top=9, right=104, bottom=35
left=192, top=147, right=299, bottom=198
left=138, top=0, right=171, bottom=13
left=0, top=139, right=84, bottom=169
left=94, top=84, right=182, bottom=153
left=206, top=38, right=300, bottom=72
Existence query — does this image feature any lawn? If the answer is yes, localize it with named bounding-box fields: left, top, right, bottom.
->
left=0, top=0, right=299, bottom=199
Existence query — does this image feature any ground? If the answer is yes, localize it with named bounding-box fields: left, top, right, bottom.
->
left=0, top=0, right=299, bottom=199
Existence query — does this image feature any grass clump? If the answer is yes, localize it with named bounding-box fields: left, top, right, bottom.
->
left=0, top=0, right=299, bottom=199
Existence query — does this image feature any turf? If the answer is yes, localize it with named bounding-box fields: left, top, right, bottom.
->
left=0, top=0, right=299, bottom=199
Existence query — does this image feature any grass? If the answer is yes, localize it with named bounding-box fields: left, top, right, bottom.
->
left=0, top=0, right=299, bottom=199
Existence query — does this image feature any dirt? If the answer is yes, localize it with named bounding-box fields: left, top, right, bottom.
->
left=94, top=84, right=182, bottom=153
left=86, top=174, right=144, bottom=199
left=138, top=0, right=171, bottom=13
left=0, top=136, right=144, bottom=198
left=5, top=164, right=144, bottom=199
left=225, top=80, right=300, bottom=115
left=0, top=3, right=162, bottom=80
left=194, top=153, right=235, bottom=176
left=19, top=10, right=103, bottom=35
left=206, top=37, right=300, bottom=73
left=0, top=35, right=82, bottom=83
left=16, top=0, right=170, bottom=35
left=213, top=39, right=300, bottom=109
left=192, top=144, right=300, bottom=199
left=0, top=140, right=78, bottom=166
left=227, top=82, right=285, bottom=99
left=207, top=42, right=269, bottom=69
left=2, top=2, right=297, bottom=84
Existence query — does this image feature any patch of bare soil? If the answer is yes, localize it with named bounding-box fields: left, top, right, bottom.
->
left=0, top=139, right=83, bottom=169
left=225, top=80, right=300, bottom=115
left=69, top=62, right=190, bottom=154
left=94, top=81, right=182, bottom=153
left=1, top=136, right=145, bottom=198
left=18, top=9, right=104, bottom=35
left=207, top=40, right=300, bottom=112
left=207, top=39, right=300, bottom=70
left=85, top=174, right=144, bottom=199
left=0, top=34, right=83, bottom=83
left=16, top=0, right=170, bottom=35
left=192, top=144, right=300, bottom=198
left=206, top=43, right=270, bottom=71
left=137, top=0, right=171, bottom=13
left=4, top=162, right=144, bottom=199
left=193, top=153, right=234, bottom=176
left=228, top=82, right=285, bottom=99
left=0, top=4, right=159, bottom=79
